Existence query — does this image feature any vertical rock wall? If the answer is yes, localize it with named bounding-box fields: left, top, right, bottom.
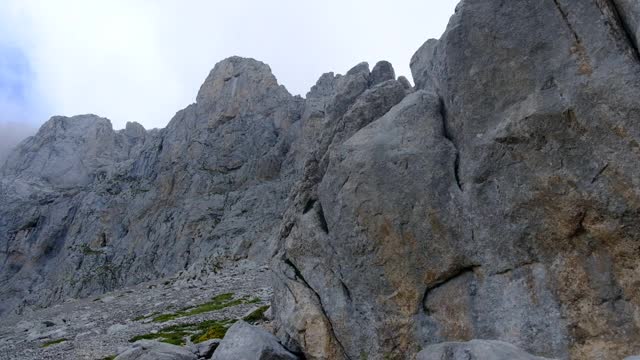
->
left=272, top=1, right=640, bottom=359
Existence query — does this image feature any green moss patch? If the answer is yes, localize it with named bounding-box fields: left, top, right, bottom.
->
left=152, top=293, right=259, bottom=323
left=133, top=312, right=160, bottom=322
left=69, top=243, right=104, bottom=256
left=188, top=319, right=236, bottom=343
left=129, top=318, right=236, bottom=346
left=100, top=356, right=116, bottom=360
left=41, top=338, right=68, bottom=348
left=243, top=305, right=270, bottom=324
left=129, top=330, right=188, bottom=346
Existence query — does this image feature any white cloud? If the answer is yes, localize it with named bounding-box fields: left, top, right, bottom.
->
left=0, top=0, right=458, bottom=130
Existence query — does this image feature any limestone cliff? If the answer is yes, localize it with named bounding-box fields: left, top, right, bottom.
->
left=1, top=1, right=640, bottom=359
left=271, top=1, right=640, bottom=359
left=0, top=58, right=302, bottom=316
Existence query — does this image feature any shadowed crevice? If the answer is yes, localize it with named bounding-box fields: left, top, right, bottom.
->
left=283, top=258, right=352, bottom=359
left=603, top=0, right=640, bottom=61
left=422, top=265, right=478, bottom=315
left=316, top=202, right=329, bottom=234
left=438, top=97, right=463, bottom=192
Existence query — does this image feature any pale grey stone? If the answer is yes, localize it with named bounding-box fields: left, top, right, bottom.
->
left=106, top=323, right=128, bottom=336
left=272, top=1, right=640, bottom=359
left=417, top=340, right=555, bottom=360
left=397, top=75, right=412, bottom=90
left=115, top=340, right=197, bottom=360
left=369, top=61, right=395, bottom=86
left=212, top=321, right=298, bottom=360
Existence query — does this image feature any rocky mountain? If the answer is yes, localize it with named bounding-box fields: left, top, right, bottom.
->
left=0, top=57, right=303, bottom=316
left=2, top=0, right=640, bottom=359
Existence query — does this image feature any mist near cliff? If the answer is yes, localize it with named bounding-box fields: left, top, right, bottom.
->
left=0, top=122, right=36, bottom=163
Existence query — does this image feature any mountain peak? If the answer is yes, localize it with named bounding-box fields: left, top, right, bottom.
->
left=192, top=56, right=294, bottom=127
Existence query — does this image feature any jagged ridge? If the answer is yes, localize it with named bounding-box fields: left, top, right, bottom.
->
left=2, top=1, right=640, bottom=360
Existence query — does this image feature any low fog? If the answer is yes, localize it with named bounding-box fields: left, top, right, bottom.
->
left=0, top=122, right=36, bottom=164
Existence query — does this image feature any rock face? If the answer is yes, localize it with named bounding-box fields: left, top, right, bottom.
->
left=2, top=1, right=640, bottom=360
left=2, top=116, right=150, bottom=188
left=416, top=340, right=554, bottom=360
left=0, top=57, right=302, bottom=315
left=271, top=1, right=640, bottom=359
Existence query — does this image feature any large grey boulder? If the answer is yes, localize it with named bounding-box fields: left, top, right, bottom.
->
left=212, top=321, right=298, bottom=360
left=416, top=340, right=554, bottom=360
left=114, top=340, right=197, bottom=360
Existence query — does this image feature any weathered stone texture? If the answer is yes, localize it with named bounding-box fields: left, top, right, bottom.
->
left=2, top=2, right=640, bottom=360
left=0, top=58, right=303, bottom=316
left=212, top=321, right=299, bottom=360
left=271, top=1, right=640, bottom=359
left=416, top=340, right=555, bottom=360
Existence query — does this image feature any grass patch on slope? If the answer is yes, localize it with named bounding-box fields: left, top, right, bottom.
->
left=129, top=319, right=236, bottom=346
left=242, top=305, right=270, bottom=324
left=129, top=330, right=188, bottom=346
left=132, top=312, right=160, bottom=321
left=41, top=338, right=68, bottom=348
left=188, top=319, right=236, bottom=343
left=151, top=293, right=259, bottom=323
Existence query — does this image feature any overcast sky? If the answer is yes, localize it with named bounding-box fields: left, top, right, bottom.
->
left=0, top=0, right=458, bottom=133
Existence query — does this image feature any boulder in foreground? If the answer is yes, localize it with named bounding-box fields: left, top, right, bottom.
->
left=212, top=321, right=298, bottom=360
left=114, top=340, right=197, bottom=360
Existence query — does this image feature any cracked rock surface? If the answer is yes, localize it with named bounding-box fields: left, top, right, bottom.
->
left=2, top=1, right=640, bottom=360
left=271, top=1, right=640, bottom=359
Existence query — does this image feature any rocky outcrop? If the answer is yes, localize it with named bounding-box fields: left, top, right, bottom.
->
left=271, top=0, right=640, bottom=359
left=2, top=116, right=151, bottom=188
left=0, top=57, right=303, bottom=316
left=271, top=63, right=411, bottom=359
left=2, top=1, right=640, bottom=360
